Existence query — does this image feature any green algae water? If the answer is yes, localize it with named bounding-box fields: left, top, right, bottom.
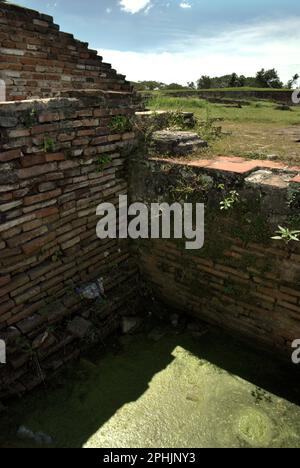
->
left=1, top=328, right=300, bottom=448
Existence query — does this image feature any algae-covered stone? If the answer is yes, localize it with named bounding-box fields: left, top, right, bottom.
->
left=236, top=408, right=273, bottom=447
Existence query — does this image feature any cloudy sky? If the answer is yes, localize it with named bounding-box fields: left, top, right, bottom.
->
left=10, top=0, right=300, bottom=85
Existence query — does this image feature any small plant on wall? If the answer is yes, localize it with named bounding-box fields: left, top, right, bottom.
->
left=108, top=115, right=132, bottom=133
left=43, top=137, right=55, bottom=153
left=96, top=155, right=112, bottom=172
left=220, top=190, right=240, bottom=211
left=23, top=108, right=38, bottom=128
left=271, top=226, right=300, bottom=244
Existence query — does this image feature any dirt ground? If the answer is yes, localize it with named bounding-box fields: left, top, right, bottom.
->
left=209, top=122, right=300, bottom=164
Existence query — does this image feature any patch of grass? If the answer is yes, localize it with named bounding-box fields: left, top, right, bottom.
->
left=148, top=95, right=300, bottom=125
left=148, top=96, right=207, bottom=111
left=143, top=87, right=291, bottom=95
left=147, top=94, right=300, bottom=164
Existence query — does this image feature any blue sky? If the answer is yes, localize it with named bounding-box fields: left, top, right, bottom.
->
left=9, top=0, right=300, bottom=84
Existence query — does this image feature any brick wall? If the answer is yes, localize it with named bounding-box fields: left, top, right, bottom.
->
left=0, top=90, right=139, bottom=397
left=0, top=2, right=133, bottom=101
left=135, top=158, right=300, bottom=360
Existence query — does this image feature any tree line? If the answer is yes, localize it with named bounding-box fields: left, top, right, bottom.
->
left=133, top=69, right=299, bottom=91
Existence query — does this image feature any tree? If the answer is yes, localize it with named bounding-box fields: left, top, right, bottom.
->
left=239, top=75, right=246, bottom=87
left=164, top=83, right=185, bottom=90
left=187, top=81, right=196, bottom=89
left=287, top=74, right=299, bottom=89
left=229, top=73, right=239, bottom=87
left=197, top=75, right=212, bottom=89
left=255, top=69, right=283, bottom=88
left=131, top=81, right=166, bottom=91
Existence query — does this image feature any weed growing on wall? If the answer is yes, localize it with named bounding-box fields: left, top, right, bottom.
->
left=272, top=226, right=300, bottom=244
left=43, top=137, right=55, bottom=153
left=169, top=171, right=214, bottom=203
left=220, top=190, right=240, bottom=210
left=96, top=155, right=112, bottom=172
left=23, top=108, right=37, bottom=128
left=109, top=115, right=132, bottom=133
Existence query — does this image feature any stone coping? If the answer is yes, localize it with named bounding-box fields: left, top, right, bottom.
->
left=151, top=155, right=300, bottom=184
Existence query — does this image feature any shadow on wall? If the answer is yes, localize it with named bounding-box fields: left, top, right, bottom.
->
left=0, top=328, right=300, bottom=448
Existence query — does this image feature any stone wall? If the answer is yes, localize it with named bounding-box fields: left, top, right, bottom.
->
left=0, top=90, right=138, bottom=398
left=134, top=156, right=300, bottom=360
left=0, top=1, right=133, bottom=101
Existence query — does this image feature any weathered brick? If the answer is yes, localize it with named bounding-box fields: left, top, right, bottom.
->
left=22, top=232, right=56, bottom=255
left=0, top=149, right=22, bottom=162
left=24, top=189, right=61, bottom=206
left=0, top=300, right=15, bottom=316
left=7, top=226, right=48, bottom=248
left=21, top=154, right=46, bottom=168
left=45, top=152, right=65, bottom=162
left=17, top=163, right=57, bottom=179
left=0, top=276, right=10, bottom=287
left=0, top=274, right=30, bottom=298
left=0, top=214, right=35, bottom=234
left=0, top=200, right=22, bottom=212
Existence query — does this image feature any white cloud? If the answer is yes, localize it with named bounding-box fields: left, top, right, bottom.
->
left=99, top=18, right=300, bottom=85
left=119, top=0, right=151, bottom=14
left=180, top=2, right=191, bottom=8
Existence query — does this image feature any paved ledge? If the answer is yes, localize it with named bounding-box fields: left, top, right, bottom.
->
left=151, top=155, right=300, bottom=182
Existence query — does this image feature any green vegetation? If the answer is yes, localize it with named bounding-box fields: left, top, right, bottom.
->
left=23, top=108, right=37, bottom=128
left=148, top=95, right=300, bottom=125
left=220, top=191, right=240, bottom=211
left=43, top=138, right=55, bottom=153
left=133, top=69, right=298, bottom=91
left=96, top=155, right=112, bottom=172
left=271, top=226, right=300, bottom=244
left=108, top=115, right=132, bottom=133
left=146, top=93, right=300, bottom=163
left=144, top=87, right=291, bottom=94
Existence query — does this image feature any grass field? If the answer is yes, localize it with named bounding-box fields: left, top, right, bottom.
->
left=147, top=95, right=300, bottom=163
left=143, top=87, right=292, bottom=94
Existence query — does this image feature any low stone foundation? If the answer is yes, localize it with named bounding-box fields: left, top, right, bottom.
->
left=150, top=130, right=208, bottom=156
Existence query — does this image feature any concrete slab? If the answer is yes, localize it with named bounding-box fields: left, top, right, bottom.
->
left=85, top=346, right=300, bottom=449
left=1, top=330, right=300, bottom=448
